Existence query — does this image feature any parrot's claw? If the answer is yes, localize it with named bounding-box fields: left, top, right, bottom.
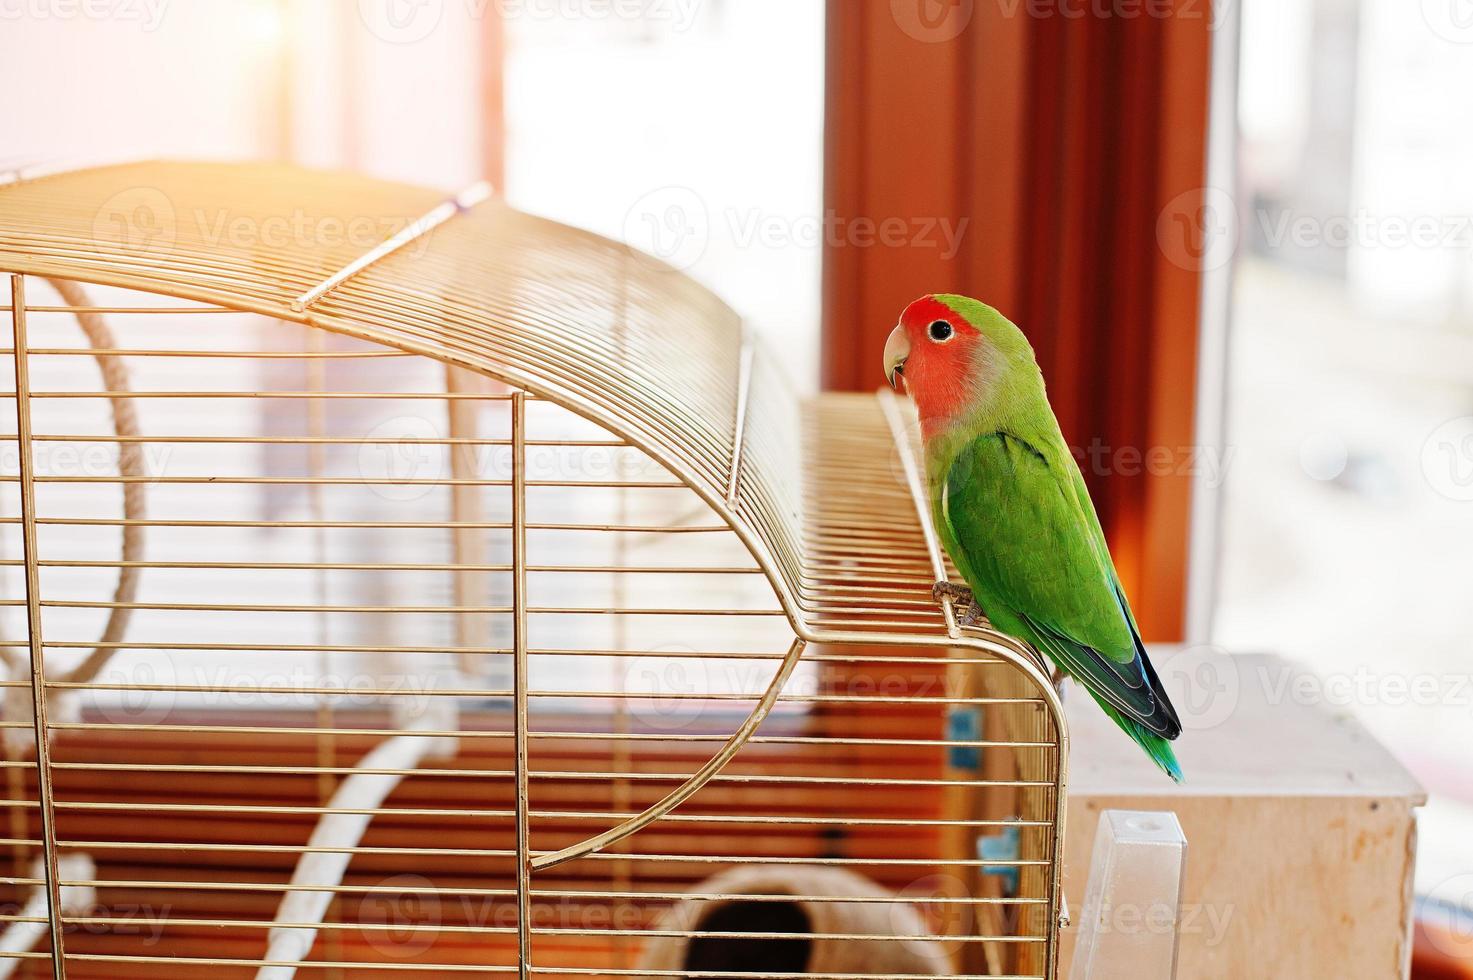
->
left=1050, top=664, right=1068, bottom=699
left=931, top=581, right=973, bottom=603
left=932, top=581, right=983, bottom=628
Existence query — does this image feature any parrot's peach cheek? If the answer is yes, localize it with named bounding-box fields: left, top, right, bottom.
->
left=902, top=353, right=967, bottom=424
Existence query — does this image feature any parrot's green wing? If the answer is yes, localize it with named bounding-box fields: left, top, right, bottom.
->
left=936, top=431, right=1181, bottom=742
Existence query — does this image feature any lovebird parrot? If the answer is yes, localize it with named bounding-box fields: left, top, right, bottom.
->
left=883, top=293, right=1183, bottom=780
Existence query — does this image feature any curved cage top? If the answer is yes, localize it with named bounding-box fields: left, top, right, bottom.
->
left=0, top=160, right=1057, bottom=662
left=0, top=160, right=1069, bottom=979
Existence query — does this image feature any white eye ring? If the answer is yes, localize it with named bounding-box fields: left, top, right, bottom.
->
left=928, top=320, right=954, bottom=342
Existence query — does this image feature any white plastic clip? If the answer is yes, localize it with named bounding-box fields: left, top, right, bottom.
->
left=1069, top=810, right=1187, bottom=980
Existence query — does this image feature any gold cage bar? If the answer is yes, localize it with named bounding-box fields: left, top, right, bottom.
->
left=0, top=161, right=1067, bottom=980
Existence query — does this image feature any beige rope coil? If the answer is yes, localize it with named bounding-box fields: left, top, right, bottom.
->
left=1, top=278, right=144, bottom=691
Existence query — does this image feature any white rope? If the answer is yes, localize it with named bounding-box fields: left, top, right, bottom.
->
left=0, top=854, right=96, bottom=977
left=2, top=278, right=145, bottom=752
left=44, top=278, right=146, bottom=689
left=256, top=700, right=460, bottom=979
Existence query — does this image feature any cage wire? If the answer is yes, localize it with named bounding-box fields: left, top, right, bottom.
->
left=0, top=162, right=1066, bottom=980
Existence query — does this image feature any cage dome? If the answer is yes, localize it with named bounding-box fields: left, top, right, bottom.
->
left=0, top=161, right=1066, bottom=980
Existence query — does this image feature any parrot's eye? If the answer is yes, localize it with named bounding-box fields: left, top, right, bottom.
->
left=928, top=320, right=954, bottom=342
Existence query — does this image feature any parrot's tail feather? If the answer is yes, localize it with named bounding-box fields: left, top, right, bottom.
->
left=1096, top=697, right=1183, bottom=783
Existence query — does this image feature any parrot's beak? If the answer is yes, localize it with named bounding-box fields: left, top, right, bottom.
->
left=884, top=325, right=910, bottom=390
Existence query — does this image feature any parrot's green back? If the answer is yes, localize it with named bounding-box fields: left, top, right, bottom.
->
left=923, top=295, right=1183, bottom=780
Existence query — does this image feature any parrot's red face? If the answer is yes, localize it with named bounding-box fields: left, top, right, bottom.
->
left=884, top=295, right=985, bottom=436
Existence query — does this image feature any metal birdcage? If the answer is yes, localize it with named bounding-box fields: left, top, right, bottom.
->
left=0, top=161, right=1067, bottom=979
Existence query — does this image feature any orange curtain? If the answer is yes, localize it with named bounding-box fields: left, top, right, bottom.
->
left=822, top=0, right=1215, bottom=641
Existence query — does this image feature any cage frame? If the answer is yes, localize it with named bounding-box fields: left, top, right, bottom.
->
left=0, top=160, right=1070, bottom=980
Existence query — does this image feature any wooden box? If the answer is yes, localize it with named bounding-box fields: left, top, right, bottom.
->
left=1057, top=650, right=1425, bottom=978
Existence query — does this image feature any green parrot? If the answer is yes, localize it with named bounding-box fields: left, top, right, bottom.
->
left=883, top=293, right=1183, bottom=780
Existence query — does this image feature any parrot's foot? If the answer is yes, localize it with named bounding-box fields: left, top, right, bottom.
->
left=932, top=581, right=983, bottom=628
left=1050, top=664, right=1068, bottom=700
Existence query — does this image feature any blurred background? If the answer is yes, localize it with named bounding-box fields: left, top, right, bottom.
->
left=1226, top=0, right=1473, bottom=956
left=0, top=0, right=825, bottom=381
left=3, top=0, right=1473, bottom=973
